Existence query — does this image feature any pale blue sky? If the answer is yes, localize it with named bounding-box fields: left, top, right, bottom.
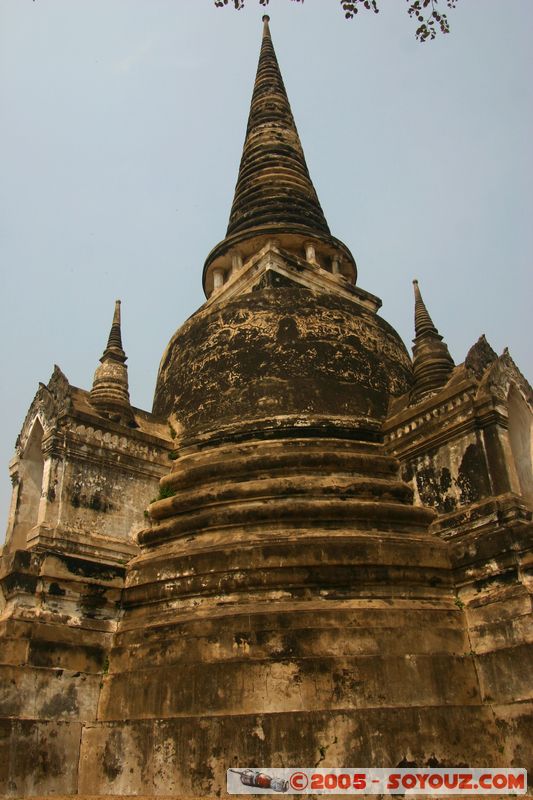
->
left=1, top=0, right=532, bottom=534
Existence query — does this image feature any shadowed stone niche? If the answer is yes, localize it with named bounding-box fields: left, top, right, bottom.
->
left=9, top=419, right=45, bottom=551
left=508, top=384, right=533, bottom=504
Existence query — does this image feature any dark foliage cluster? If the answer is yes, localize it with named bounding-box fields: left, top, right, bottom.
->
left=407, top=0, right=457, bottom=42
left=214, top=0, right=458, bottom=41
left=339, top=1, right=379, bottom=20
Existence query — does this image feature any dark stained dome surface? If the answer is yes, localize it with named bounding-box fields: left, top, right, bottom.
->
left=153, top=287, right=413, bottom=443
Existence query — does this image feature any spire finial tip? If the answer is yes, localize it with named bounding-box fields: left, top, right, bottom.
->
left=262, top=14, right=270, bottom=23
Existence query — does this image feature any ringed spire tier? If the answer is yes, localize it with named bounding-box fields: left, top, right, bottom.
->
left=203, top=16, right=357, bottom=296
left=411, top=279, right=455, bottom=401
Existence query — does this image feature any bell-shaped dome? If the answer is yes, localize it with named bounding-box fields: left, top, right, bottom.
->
left=153, top=286, right=412, bottom=445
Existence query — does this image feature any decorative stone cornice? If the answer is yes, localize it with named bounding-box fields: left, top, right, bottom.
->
left=385, top=345, right=533, bottom=459
left=384, top=384, right=477, bottom=456
left=204, top=240, right=380, bottom=313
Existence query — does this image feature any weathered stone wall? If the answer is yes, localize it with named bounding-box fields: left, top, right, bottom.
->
left=384, top=354, right=533, bottom=790
left=0, top=369, right=174, bottom=795
left=384, top=362, right=533, bottom=517
left=0, top=549, right=124, bottom=795
left=400, top=429, right=491, bottom=514
left=4, top=368, right=172, bottom=564
left=45, top=421, right=170, bottom=553
left=70, top=430, right=514, bottom=796
left=2, top=329, right=532, bottom=797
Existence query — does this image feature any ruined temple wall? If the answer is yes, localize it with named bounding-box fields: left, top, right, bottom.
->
left=384, top=380, right=494, bottom=515
left=384, top=366, right=533, bottom=770
left=4, top=370, right=172, bottom=564
left=41, top=420, right=171, bottom=553
left=0, top=548, right=125, bottom=795
left=0, top=371, right=174, bottom=795
left=62, top=430, right=511, bottom=796
left=384, top=356, right=533, bottom=520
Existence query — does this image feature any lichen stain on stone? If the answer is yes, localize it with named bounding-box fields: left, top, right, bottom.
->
left=456, top=443, right=491, bottom=504
left=79, top=584, right=108, bottom=619
left=415, top=462, right=457, bottom=514
left=69, top=479, right=112, bottom=514
left=39, top=683, right=78, bottom=717
left=233, top=632, right=251, bottom=654
left=36, top=739, right=64, bottom=779
left=103, top=728, right=125, bottom=782
left=332, top=667, right=363, bottom=703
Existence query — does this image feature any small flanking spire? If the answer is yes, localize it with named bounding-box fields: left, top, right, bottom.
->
left=90, top=300, right=134, bottom=424
left=411, top=280, right=454, bottom=401
left=203, top=16, right=356, bottom=295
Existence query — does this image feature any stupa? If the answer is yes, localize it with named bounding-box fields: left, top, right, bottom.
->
left=0, top=16, right=532, bottom=797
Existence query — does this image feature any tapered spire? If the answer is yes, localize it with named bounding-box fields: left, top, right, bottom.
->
left=414, top=279, right=439, bottom=337
left=104, top=299, right=125, bottom=356
left=226, top=15, right=330, bottom=239
left=203, top=16, right=356, bottom=296
left=90, top=300, right=134, bottom=424
left=411, top=280, right=454, bottom=401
